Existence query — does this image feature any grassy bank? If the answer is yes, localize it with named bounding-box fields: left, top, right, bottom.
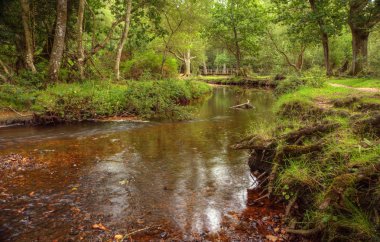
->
left=0, top=80, right=212, bottom=124
left=329, top=78, right=380, bottom=89
left=237, top=78, right=380, bottom=241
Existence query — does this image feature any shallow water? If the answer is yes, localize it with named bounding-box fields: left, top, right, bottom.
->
left=0, top=87, right=276, bottom=241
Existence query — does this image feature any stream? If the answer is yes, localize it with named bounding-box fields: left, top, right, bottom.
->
left=0, top=87, right=285, bottom=241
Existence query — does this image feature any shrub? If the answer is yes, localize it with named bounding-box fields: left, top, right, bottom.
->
left=121, top=51, right=178, bottom=80
left=275, top=67, right=326, bottom=95
left=124, top=80, right=211, bottom=119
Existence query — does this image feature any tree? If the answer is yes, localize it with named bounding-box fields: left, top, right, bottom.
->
left=115, top=0, right=132, bottom=80
left=20, top=0, right=36, bottom=73
left=160, top=0, right=210, bottom=76
left=272, top=0, right=345, bottom=75
left=267, top=29, right=306, bottom=74
left=48, top=0, right=68, bottom=82
left=207, top=0, right=267, bottom=76
left=347, top=0, right=380, bottom=75
left=76, top=0, right=85, bottom=80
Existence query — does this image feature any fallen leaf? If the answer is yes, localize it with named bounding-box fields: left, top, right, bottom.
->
left=137, top=218, right=144, bottom=224
left=114, top=234, right=123, bottom=241
left=119, top=180, right=128, bottom=185
left=266, top=234, right=278, bottom=241
left=92, top=223, right=108, bottom=231
left=29, top=191, right=35, bottom=196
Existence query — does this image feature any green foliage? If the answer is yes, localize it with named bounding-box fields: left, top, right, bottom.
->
left=121, top=50, right=178, bottom=79
left=207, top=0, right=267, bottom=67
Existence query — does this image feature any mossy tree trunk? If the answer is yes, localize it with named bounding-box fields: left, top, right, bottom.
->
left=20, top=0, right=36, bottom=73
left=48, top=0, right=68, bottom=82
left=76, top=0, right=85, bottom=80
left=115, top=0, right=132, bottom=81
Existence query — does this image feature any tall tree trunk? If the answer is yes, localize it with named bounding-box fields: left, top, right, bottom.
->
left=321, top=32, right=332, bottom=76
left=295, top=46, right=306, bottom=71
left=308, top=0, right=332, bottom=76
left=76, top=0, right=85, bottom=80
left=349, top=26, right=369, bottom=75
left=115, top=0, right=132, bottom=81
left=48, top=0, right=68, bottom=82
left=20, top=0, right=36, bottom=73
left=233, top=25, right=241, bottom=75
left=184, top=49, right=191, bottom=76
left=223, top=63, right=227, bottom=74
left=203, top=61, right=208, bottom=75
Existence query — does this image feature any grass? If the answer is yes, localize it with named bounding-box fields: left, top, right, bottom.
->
left=1, top=79, right=212, bottom=121
left=329, top=78, right=380, bottom=89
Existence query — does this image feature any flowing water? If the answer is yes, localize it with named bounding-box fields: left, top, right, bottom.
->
left=0, top=87, right=280, bottom=241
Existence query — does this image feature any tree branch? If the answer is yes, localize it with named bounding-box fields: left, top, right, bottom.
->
left=267, top=30, right=300, bottom=73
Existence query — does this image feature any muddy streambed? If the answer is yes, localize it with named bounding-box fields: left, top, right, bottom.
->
left=0, top=87, right=287, bottom=241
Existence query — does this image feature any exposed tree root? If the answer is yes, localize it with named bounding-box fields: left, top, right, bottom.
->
left=285, top=193, right=298, bottom=218
left=286, top=224, right=325, bottom=236
left=282, top=122, right=340, bottom=143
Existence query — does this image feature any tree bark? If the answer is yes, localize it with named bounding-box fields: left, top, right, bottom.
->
left=48, top=0, right=68, bottom=82
left=115, top=0, right=132, bottom=81
left=233, top=25, right=241, bottom=75
left=203, top=61, right=208, bottom=75
left=184, top=49, right=191, bottom=76
left=347, top=0, right=380, bottom=75
left=349, top=26, right=369, bottom=75
left=76, top=0, right=85, bottom=80
left=20, top=0, right=36, bottom=73
left=321, top=32, right=332, bottom=76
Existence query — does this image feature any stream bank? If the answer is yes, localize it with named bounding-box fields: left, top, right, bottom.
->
left=234, top=80, right=380, bottom=241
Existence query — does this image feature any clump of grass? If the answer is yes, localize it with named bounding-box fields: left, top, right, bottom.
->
left=278, top=159, right=318, bottom=188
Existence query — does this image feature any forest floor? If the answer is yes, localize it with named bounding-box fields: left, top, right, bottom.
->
left=236, top=77, right=380, bottom=241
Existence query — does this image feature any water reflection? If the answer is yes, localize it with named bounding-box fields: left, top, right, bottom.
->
left=0, top=86, right=274, bottom=240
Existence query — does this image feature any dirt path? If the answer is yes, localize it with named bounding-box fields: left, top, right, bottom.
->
left=328, top=82, right=380, bottom=93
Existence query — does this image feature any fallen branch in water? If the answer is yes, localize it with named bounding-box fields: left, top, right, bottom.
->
left=122, top=226, right=155, bottom=239
left=230, top=100, right=254, bottom=109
